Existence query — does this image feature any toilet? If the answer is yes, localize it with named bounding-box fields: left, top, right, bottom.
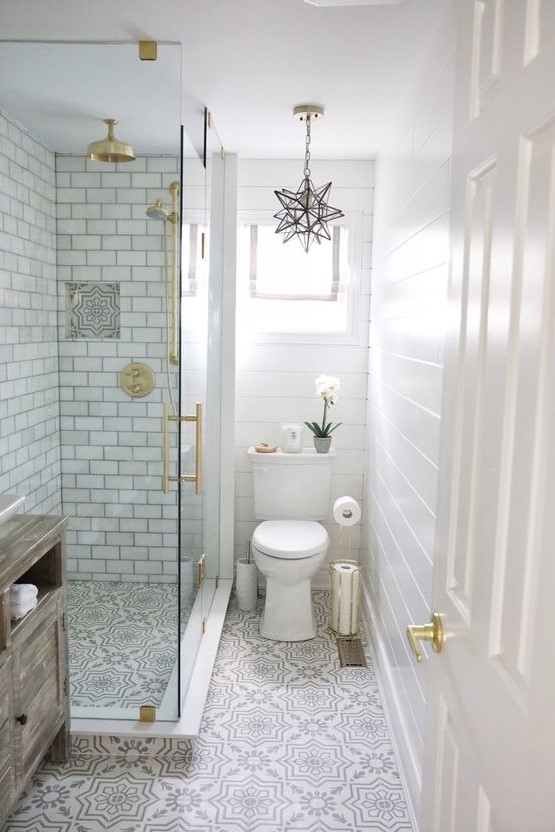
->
left=248, top=447, right=335, bottom=641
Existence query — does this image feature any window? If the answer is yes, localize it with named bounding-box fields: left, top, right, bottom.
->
left=237, top=214, right=359, bottom=340
left=180, top=217, right=208, bottom=335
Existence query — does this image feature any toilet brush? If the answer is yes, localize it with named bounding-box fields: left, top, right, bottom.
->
left=236, top=542, right=258, bottom=611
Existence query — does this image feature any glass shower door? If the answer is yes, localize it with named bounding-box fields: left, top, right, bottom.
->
left=177, top=141, right=215, bottom=706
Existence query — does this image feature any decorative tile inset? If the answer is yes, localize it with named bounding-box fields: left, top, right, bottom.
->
left=65, top=281, right=120, bottom=339
left=7, top=591, right=413, bottom=831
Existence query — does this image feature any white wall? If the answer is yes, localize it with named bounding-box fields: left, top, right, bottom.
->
left=362, top=6, right=455, bottom=821
left=0, top=108, right=62, bottom=515
left=234, top=159, right=373, bottom=586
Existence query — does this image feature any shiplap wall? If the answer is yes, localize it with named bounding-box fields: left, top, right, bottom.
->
left=362, top=7, right=455, bottom=822
left=234, top=160, right=373, bottom=586
left=0, top=108, right=62, bottom=515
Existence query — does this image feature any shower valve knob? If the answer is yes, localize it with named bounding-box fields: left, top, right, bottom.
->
left=120, top=363, right=156, bottom=398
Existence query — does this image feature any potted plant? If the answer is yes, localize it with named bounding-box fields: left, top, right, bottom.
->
left=304, top=375, right=341, bottom=453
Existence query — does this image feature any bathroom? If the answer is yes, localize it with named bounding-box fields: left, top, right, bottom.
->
left=0, top=4, right=448, bottom=824
left=0, top=25, right=426, bottom=825
left=2, top=1, right=553, bottom=830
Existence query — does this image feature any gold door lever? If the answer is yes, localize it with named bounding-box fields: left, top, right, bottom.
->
left=406, top=613, right=444, bottom=662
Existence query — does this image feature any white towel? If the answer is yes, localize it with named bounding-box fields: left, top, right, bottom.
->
left=10, top=597, right=37, bottom=620
left=10, top=583, right=38, bottom=600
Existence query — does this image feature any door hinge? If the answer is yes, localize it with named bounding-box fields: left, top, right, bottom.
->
left=215, top=574, right=220, bottom=589
left=220, top=145, right=225, bottom=160
left=61, top=612, right=66, bottom=631
left=202, top=617, right=207, bottom=635
left=63, top=677, right=68, bottom=697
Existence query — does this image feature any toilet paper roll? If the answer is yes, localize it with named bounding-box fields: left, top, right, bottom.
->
left=329, top=561, right=361, bottom=636
left=333, top=496, right=361, bottom=527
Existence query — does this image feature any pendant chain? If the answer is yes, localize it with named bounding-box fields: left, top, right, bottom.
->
left=304, top=115, right=311, bottom=178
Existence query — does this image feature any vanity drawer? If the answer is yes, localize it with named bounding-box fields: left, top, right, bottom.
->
left=14, top=605, right=64, bottom=779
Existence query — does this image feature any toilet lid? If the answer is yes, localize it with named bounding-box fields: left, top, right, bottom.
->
left=252, top=520, right=329, bottom=560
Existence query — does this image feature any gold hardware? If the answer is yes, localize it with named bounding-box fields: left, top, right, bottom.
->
left=139, top=705, right=156, bottom=722
left=87, top=118, right=135, bottom=163
left=120, top=362, right=155, bottom=398
left=139, top=40, right=157, bottom=61
left=406, top=612, right=444, bottom=663
left=162, top=401, right=202, bottom=494
left=169, top=181, right=180, bottom=364
left=197, top=553, right=206, bottom=587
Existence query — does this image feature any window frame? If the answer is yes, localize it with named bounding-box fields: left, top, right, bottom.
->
left=236, top=209, right=362, bottom=346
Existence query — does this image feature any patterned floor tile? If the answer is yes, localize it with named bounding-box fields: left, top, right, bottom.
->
left=68, top=581, right=180, bottom=708
left=7, top=591, right=412, bottom=831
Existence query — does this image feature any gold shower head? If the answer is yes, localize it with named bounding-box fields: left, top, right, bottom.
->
left=87, top=118, right=135, bottom=163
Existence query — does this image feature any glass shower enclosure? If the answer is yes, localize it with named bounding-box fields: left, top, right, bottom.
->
left=0, top=40, right=217, bottom=724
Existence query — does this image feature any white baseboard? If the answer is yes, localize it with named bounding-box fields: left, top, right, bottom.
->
left=360, top=579, right=421, bottom=832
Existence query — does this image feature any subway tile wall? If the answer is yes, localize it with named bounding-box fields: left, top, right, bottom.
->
left=56, top=154, right=181, bottom=582
left=234, top=160, right=373, bottom=587
left=0, top=109, right=62, bottom=515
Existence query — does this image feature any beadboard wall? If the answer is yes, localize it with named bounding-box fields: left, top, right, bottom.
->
left=56, top=156, right=203, bottom=582
left=234, top=159, right=373, bottom=586
left=362, top=7, right=455, bottom=822
left=0, top=108, right=62, bottom=515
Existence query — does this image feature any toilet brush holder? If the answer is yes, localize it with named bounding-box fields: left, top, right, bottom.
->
left=236, top=558, right=258, bottom=611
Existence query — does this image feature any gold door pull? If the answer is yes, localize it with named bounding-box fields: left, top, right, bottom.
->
left=162, top=401, right=202, bottom=495
left=406, top=613, right=444, bottom=663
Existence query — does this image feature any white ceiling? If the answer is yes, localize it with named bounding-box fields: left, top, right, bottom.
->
left=0, top=0, right=444, bottom=159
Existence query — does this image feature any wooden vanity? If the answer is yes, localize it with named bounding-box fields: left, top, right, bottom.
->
left=0, top=514, right=69, bottom=826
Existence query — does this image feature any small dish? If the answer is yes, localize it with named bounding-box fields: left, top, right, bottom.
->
left=254, top=444, right=277, bottom=453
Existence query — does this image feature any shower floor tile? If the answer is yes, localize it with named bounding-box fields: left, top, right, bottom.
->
left=7, top=591, right=413, bottom=831
left=68, top=581, right=179, bottom=709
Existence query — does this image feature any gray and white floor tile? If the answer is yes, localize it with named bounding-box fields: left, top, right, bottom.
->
left=7, top=591, right=413, bottom=831
left=68, top=581, right=180, bottom=709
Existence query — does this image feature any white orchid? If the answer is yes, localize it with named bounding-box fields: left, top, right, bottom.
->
left=305, top=375, right=342, bottom=438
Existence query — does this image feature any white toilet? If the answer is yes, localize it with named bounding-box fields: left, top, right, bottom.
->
left=248, top=447, right=335, bottom=641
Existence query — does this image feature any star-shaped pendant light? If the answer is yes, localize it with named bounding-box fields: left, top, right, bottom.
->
left=274, top=105, right=344, bottom=252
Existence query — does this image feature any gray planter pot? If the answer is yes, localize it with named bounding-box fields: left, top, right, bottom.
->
left=313, top=436, right=332, bottom=453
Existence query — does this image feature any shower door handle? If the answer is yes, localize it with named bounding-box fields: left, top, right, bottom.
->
left=182, top=403, right=202, bottom=495
left=162, top=401, right=202, bottom=495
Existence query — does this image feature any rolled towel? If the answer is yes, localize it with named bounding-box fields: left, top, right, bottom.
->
left=10, top=597, right=38, bottom=621
left=10, top=583, right=38, bottom=600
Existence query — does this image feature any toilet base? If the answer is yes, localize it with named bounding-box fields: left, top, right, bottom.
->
left=260, top=578, right=317, bottom=641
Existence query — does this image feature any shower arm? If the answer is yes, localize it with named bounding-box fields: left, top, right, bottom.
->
left=169, top=181, right=180, bottom=364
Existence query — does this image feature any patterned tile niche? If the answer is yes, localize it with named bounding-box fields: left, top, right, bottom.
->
left=65, top=282, right=120, bottom=339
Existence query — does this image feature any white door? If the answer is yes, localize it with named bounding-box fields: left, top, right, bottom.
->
left=419, top=3, right=555, bottom=830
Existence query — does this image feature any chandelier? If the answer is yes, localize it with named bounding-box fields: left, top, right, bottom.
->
left=274, top=105, right=344, bottom=252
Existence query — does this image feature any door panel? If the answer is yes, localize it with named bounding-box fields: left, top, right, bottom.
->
left=421, top=3, right=555, bottom=830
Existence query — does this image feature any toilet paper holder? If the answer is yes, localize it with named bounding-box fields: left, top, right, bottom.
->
left=328, top=559, right=361, bottom=636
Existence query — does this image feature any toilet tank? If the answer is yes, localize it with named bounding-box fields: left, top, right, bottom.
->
left=248, top=447, right=335, bottom=520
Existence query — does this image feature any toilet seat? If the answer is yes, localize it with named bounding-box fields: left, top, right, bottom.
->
left=252, top=520, right=329, bottom=560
